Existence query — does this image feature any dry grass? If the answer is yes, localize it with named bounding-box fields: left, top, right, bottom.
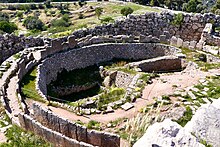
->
left=123, top=102, right=163, bottom=145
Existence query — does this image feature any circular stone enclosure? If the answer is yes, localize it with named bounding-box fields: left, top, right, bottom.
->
left=37, top=43, right=181, bottom=98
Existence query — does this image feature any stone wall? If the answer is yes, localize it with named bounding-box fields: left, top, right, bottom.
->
left=72, top=11, right=220, bottom=42
left=18, top=113, right=94, bottom=147
left=128, top=56, right=183, bottom=72
left=0, top=34, right=44, bottom=64
left=52, top=82, right=98, bottom=96
left=32, top=103, right=120, bottom=147
left=37, top=43, right=180, bottom=96
left=200, top=23, right=220, bottom=47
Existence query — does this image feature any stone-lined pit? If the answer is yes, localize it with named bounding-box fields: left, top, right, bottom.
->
left=37, top=43, right=182, bottom=103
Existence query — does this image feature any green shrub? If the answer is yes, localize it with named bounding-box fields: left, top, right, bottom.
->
left=95, top=7, right=103, bottom=19
left=121, top=7, right=134, bottom=17
left=13, top=53, right=21, bottom=60
left=97, top=87, right=125, bottom=110
left=171, top=13, right=184, bottom=26
left=0, top=21, right=17, bottom=33
left=176, top=106, right=193, bottom=126
left=0, top=12, right=9, bottom=22
left=0, top=125, right=51, bottom=147
left=86, top=120, right=101, bottom=130
left=51, top=19, right=69, bottom=27
left=23, top=16, right=45, bottom=31
left=16, top=11, right=23, bottom=18
left=101, top=16, right=114, bottom=24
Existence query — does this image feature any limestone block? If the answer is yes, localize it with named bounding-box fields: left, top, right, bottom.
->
left=101, top=132, right=120, bottom=147
left=68, top=120, right=77, bottom=139
left=196, top=41, right=204, bottom=50
left=62, top=42, right=69, bottom=50
left=159, top=35, right=167, bottom=43
left=189, top=41, right=197, bottom=50
left=59, top=117, right=70, bottom=137
left=177, top=38, right=183, bottom=48
left=18, top=114, right=26, bottom=129
left=134, top=119, right=204, bottom=147
left=63, top=137, right=80, bottom=147
left=51, top=39, right=63, bottom=53
left=42, top=127, right=55, bottom=145
left=87, top=130, right=102, bottom=146
left=32, top=120, right=43, bottom=137
left=23, top=114, right=34, bottom=132
left=185, top=99, right=220, bottom=147
left=68, top=35, right=77, bottom=48
left=182, top=41, right=190, bottom=49
left=53, top=132, right=66, bottom=147
left=170, top=36, right=177, bottom=46
left=76, top=124, right=87, bottom=143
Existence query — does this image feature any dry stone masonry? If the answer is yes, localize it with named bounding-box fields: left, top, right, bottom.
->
left=2, top=9, right=220, bottom=147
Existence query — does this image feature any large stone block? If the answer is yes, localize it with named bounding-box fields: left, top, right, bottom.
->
left=170, top=36, right=178, bottom=46
left=101, top=132, right=120, bottom=147
left=177, top=38, right=183, bottom=48
left=59, top=117, right=70, bottom=137
left=63, top=137, right=80, bottom=147
left=68, top=121, right=77, bottom=139
left=76, top=124, right=87, bottom=143
left=87, top=130, right=102, bottom=146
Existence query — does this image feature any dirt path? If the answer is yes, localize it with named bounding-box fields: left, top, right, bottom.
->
left=27, top=66, right=220, bottom=124
left=6, top=76, right=21, bottom=125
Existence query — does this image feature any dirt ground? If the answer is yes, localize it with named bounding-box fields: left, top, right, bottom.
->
left=30, top=64, right=216, bottom=124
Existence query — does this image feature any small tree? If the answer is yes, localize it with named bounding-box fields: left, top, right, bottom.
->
left=0, top=21, right=17, bottom=33
left=23, top=16, right=45, bottom=31
left=95, top=7, right=103, bottom=20
left=121, top=7, right=134, bottom=17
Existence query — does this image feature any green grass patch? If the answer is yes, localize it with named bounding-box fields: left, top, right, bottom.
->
left=0, top=125, right=51, bottom=147
left=20, top=67, right=45, bottom=102
left=86, top=120, right=101, bottom=130
left=97, top=87, right=125, bottom=110
left=13, top=53, right=21, bottom=60
left=175, top=106, right=193, bottom=127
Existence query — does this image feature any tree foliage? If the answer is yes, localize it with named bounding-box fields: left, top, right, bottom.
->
left=23, top=16, right=45, bottom=30
left=121, top=7, right=134, bottom=17
left=0, top=21, right=17, bottom=33
left=0, top=12, right=17, bottom=33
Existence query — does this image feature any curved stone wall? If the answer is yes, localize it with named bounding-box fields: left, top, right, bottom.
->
left=37, top=43, right=181, bottom=97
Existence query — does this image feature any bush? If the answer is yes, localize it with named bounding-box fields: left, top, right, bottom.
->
left=101, top=16, right=114, bottom=24
left=171, top=13, right=184, bottom=26
left=16, top=11, right=23, bottom=18
left=95, top=7, right=103, bottom=19
left=51, top=14, right=70, bottom=27
left=51, top=19, right=69, bottom=27
left=121, top=7, right=134, bottom=17
left=0, top=125, right=51, bottom=147
left=0, top=12, right=9, bottom=22
left=23, top=16, right=45, bottom=31
left=0, top=21, right=17, bottom=33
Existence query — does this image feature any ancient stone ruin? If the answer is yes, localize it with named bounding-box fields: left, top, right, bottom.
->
left=1, top=10, right=220, bottom=147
